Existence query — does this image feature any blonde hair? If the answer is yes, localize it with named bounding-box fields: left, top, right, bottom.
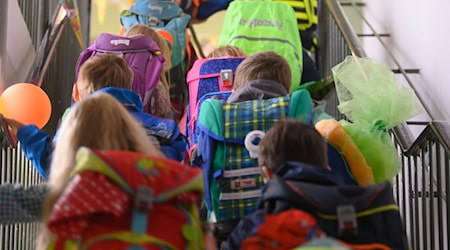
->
left=78, top=53, right=133, bottom=92
left=36, top=93, right=162, bottom=249
left=126, top=24, right=172, bottom=94
left=233, top=51, right=291, bottom=91
left=206, top=45, right=246, bottom=58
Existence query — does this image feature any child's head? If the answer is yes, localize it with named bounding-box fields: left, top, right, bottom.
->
left=126, top=24, right=172, bottom=70
left=50, top=92, right=162, bottom=187
left=38, top=93, right=162, bottom=249
left=234, top=51, right=291, bottom=91
left=258, top=120, right=328, bottom=181
left=73, top=54, right=133, bottom=102
left=207, top=45, right=246, bottom=58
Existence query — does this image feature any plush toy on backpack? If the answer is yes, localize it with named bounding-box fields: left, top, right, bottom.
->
left=316, top=118, right=375, bottom=186
left=47, top=147, right=204, bottom=249
left=74, top=33, right=165, bottom=114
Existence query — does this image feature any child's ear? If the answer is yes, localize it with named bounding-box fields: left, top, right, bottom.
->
left=261, top=166, right=273, bottom=182
left=72, top=83, right=80, bottom=102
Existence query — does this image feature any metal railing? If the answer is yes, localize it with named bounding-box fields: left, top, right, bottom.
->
left=320, top=0, right=450, bottom=249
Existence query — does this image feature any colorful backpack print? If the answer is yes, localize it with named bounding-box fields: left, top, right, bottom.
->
left=196, top=90, right=313, bottom=226
left=241, top=209, right=324, bottom=250
left=185, top=56, right=246, bottom=161
left=219, top=0, right=303, bottom=91
left=47, top=147, right=204, bottom=250
left=74, top=33, right=165, bottom=114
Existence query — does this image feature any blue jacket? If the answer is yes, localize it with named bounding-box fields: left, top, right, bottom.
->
left=17, top=87, right=186, bottom=180
left=225, top=161, right=344, bottom=249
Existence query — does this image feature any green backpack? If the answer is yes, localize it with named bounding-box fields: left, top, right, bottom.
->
left=218, top=0, right=303, bottom=91
left=196, top=90, right=313, bottom=239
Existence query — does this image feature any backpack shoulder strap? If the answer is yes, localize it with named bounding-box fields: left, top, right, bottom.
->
left=289, top=89, right=313, bottom=124
left=74, top=45, right=97, bottom=82
left=265, top=175, right=396, bottom=215
left=198, top=98, right=225, bottom=139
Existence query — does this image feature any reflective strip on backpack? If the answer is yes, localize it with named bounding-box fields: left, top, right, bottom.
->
left=229, top=36, right=301, bottom=62
left=223, top=167, right=261, bottom=178
left=316, top=204, right=400, bottom=220
left=219, top=190, right=261, bottom=200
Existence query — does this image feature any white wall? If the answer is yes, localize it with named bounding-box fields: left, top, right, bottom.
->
left=360, top=0, right=450, bottom=121
left=3, top=0, right=36, bottom=89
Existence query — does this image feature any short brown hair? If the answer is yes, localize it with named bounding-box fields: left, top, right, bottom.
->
left=207, top=45, right=246, bottom=58
left=258, top=120, right=328, bottom=171
left=234, top=51, right=291, bottom=90
left=78, top=54, right=133, bottom=91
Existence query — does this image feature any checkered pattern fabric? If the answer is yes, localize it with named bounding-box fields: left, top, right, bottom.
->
left=0, top=184, right=47, bottom=224
left=216, top=95, right=290, bottom=221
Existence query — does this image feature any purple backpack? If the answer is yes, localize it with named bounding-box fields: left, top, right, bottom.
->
left=75, top=33, right=165, bottom=113
left=185, top=56, right=246, bottom=163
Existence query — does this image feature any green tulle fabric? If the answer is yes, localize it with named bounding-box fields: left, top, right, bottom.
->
left=332, top=56, right=422, bottom=183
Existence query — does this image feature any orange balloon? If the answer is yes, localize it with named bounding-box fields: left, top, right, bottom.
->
left=0, top=83, right=52, bottom=129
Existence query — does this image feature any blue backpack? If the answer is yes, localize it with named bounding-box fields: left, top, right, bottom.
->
left=185, top=56, right=246, bottom=162
left=195, top=0, right=233, bottom=21
left=120, top=0, right=191, bottom=69
left=96, top=87, right=187, bottom=162
left=137, top=111, right=187, bottom=162
left=196, top=90, right=313, bottom=225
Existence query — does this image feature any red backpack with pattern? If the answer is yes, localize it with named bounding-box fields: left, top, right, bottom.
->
left=47, top=147, right=204, bottom=250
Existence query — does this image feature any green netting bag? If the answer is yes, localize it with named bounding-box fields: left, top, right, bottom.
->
left=332, top=56, right=422, bottom=183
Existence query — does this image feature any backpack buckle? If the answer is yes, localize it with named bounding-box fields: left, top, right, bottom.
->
left=134, top=186, right=154, bottom=211
left=220, top=69, right=233, bottom=87
left=337, top=205, right=358, bottom=237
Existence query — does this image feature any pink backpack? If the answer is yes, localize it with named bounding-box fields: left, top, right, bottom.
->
left=75, top=33, right=165, bottom=113
left=185, top=56, right=246, bottom=163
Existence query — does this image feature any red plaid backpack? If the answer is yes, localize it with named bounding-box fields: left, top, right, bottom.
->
left=47, top=147, right=204, bottom=250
